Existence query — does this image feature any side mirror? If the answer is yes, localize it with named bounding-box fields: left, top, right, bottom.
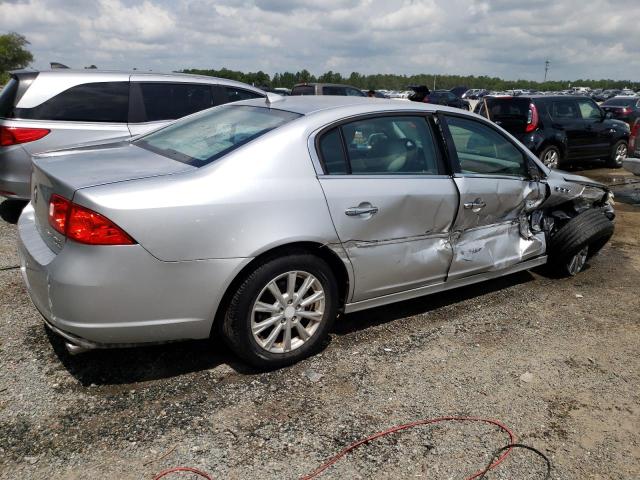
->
left=528, top=160, right=542, bottom=180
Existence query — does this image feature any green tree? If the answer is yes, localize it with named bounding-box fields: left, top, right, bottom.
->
left=0, top=32, right=34, bottom=83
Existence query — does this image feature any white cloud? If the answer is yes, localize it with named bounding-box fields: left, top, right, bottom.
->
left=0, top=0, right=639, bottom=81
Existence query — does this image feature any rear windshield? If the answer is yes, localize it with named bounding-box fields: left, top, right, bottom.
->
left=603, top=98, right=636, bottom=106
left=134, top=105, right=301, bottom=167
left=484, top=98, right=530, bottom=119
left=0, top=77, right=19, bottom=117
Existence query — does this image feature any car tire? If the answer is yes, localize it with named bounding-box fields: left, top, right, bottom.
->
left=222, top=253, right=338, bottom=369
left=539, top=145, right=562, bottom=169
left=607, top=140, right=627, bottom=168
left=547, top=208, right=614, bottom=276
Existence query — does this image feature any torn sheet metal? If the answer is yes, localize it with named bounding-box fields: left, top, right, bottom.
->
left=448, top=177, right=547, bottom=280
left=447, top=221, right=546, bottom=281
left=344, top=233, right=453, bottom=301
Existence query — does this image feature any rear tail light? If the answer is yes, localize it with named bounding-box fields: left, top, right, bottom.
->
left=423, top=96, right=431, bottom=103
left=47, top=194, right=135, bottom=245
left=525, top=103, right=539, bottom=133
left=0, top=126, right=50, bottom=147
left=630, top=119, right=640, bottom=150
left=622, top=107, right=632, bottom=115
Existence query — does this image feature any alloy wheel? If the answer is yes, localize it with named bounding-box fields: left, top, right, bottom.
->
left=615, top=143, right=627, bottom=165
left=566, top=245, right=589, bottom=276
left=542, top=149, right=559, bottom=169
left=251, top=271, right=325, bottom=354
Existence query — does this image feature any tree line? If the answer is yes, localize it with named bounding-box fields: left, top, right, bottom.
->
left=182, top=68, right=640, bottom=92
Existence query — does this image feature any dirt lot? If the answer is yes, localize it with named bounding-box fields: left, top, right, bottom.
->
left=0, top=167, right=639, bottom=480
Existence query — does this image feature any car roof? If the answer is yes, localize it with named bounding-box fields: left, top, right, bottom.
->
left=232, top=95, right=456, bottom=116
left=292, top=82, right=359, bottom=88
left=11, top=68, right=265, bottom=91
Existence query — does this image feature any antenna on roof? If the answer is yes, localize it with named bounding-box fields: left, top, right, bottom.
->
left=265, top=92, right=285, bottom=106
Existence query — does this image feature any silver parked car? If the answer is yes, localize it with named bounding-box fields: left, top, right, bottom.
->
left=0, top=69, right=265, bottom=199
left=18, top=96, right=615, bottom=368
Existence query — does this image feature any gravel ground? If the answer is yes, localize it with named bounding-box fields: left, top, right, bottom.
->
left=0, top=167, right=638, bottom=480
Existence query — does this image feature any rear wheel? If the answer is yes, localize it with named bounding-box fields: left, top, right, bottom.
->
left=547, top=209, right=614, bottom=276
left=222, top=253, right=338, bottom=369
left=607, top=140, right=627, bottom=168
left=539, top=145, right=561, bottom=169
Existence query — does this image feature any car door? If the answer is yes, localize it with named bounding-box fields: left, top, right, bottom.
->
left=315, top=114, right=459, bottom=301
left=440, top=114, right=546, bottom=280
left=128, top=80, right=215, bottom=136
left=548, top=99, right=584, bottom=160
left=576, top=97, right=612, bottom=158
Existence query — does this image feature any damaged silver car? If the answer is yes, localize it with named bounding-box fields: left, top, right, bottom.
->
left=18, top=96, right=615, bottom=368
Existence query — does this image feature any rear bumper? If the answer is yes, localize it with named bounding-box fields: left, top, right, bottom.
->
left=623, top=157, right=640, bottom=176
left=18, top=203, right=250, bottom=346
left=0, top=145, right=32, bottom=199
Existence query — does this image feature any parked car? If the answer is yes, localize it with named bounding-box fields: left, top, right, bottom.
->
left=463, top=89, right=489, bottom=100
left=419, top=89, right=470, bottom=110
left=475, top=95, right=630, bottom=168
left=600, top=96, right=640, bottom=126
left=0, top=69, right=265, bottom=199
left=18, top=96, right=615, bottom=367
left=623, top=118, right=640, bottom=174
left=290, top=83, right=366, bottom=97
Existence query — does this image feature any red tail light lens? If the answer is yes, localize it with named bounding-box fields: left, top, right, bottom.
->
left=630, top=119, right=640, bottom=150
left=48, top=194, right=70, bottom=235
left=47, top=194, right=134, bottom=245
left=0, top=126, right=50, bottom=147
left=622, top=107, right=632, bottom=115
left=525, top=103, right=539, bottom=133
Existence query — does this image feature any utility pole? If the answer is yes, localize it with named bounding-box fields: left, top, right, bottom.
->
left=544, top=60, right=550, bottom=83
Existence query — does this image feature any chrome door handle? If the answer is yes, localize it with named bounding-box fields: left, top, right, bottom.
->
left=463, top=200, right=487, bottom=211
left=345, top=205, right=379, bottom=216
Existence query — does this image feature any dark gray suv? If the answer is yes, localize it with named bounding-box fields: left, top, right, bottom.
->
left=0, top=70, right=265, bottom=199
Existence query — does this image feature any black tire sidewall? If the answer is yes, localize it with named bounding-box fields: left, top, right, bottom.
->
left=223, top=254, right=338, bottom=369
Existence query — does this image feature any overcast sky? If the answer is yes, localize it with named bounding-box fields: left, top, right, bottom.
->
left=1, top=0, right=639, bottom=82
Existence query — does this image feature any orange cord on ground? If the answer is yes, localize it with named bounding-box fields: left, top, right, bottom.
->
left=153, top=416, right=516, bottom=480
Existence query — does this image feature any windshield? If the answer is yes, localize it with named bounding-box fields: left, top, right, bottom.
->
left=134, top=105, right=301, bottom=167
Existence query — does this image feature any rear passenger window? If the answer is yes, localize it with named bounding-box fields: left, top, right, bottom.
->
left=14, top=82, right=129, bottom=122
left=318, top=128, right=348, bottom=174
left=0, top=78, right=19, bottom=118
left=550, top=100, right=579, bottom=119
left=139, top=83, right=214, bottom=122
left=318, top=116, right=441, bottom=175
left=446, top=116, right=526, bottom=177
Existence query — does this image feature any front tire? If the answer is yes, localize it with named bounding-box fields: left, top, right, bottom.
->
left=547, top=209, right=614, bottom=276
left=607, top=140, right=627, bottom=168
left=222, top=253, right=338, bottom=369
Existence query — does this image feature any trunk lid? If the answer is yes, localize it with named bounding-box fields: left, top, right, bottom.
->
left=31, top=142, right=195, bottom=253
left=483, top=97, right=532, bottom=135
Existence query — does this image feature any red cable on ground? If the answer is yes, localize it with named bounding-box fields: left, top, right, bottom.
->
left=299, top=416, right=515, bottom=480
left=153, top=466, right=214, bottom=479
left=152, top=416, right=515, bottom=480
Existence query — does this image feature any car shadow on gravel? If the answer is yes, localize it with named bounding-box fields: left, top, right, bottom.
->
left=48, top=270, right=536, bottom=386
left=0, top=199, right=28, bottom=224
left=335, top=270, right=535, bottom=335
left=46, top=328, right=260, bottom=387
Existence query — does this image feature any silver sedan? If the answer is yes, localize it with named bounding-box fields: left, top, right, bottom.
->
left=18, top=96, right=615, bottom=368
